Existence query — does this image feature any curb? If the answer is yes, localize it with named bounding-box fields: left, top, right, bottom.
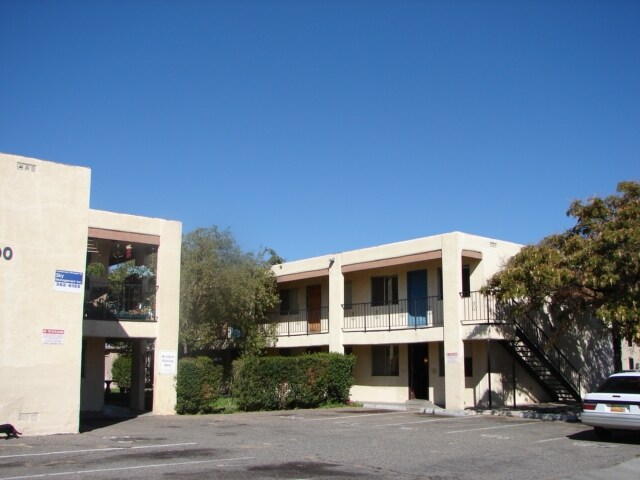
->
left=363, top=402, right=580, bottom=422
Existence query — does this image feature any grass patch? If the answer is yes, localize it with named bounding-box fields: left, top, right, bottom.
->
left=212, top=397, right=239, bottom=414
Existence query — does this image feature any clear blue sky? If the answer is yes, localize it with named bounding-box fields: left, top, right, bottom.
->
left=1, top=1, right=638, bottom=261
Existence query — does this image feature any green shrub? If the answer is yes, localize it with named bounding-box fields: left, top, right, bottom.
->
left=111, top=355, right=132, bottom=390
left=231, top=353, right=355, bottom=411
left=175, top=356, right=224, bottom=414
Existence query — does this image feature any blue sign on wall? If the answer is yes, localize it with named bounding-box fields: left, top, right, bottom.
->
left=54, top=269, right=83, bottom=292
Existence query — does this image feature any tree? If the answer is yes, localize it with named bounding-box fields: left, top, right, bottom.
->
left=179, top=227, right=280, bottom=356
left=483, top=181, right=640, bottom=371
left=111, top=354, right=132, bottom=390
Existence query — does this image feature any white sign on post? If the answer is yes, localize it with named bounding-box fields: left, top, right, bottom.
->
left=159, top=351, right=178, bottom=375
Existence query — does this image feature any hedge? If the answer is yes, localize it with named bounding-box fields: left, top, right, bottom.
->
left=231, top=353, right=356, bottom=411
left=175, top=356, right=224, bottom=414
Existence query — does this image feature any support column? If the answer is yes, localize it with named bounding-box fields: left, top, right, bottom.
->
left=328, top=255, right=344, bottom=353
left=80, top=337, right=106, bottom=413
left=130, top=339, right=146, bottom=411
left=442, top=233, right=465, bottom=410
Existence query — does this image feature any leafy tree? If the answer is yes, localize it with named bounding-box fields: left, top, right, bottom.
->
left=179, top=227, right=280, bottom=355
left=483, top=181, right=640, bottom=371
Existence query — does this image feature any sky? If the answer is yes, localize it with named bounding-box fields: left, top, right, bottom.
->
left=1, top=0, right=639, bottom=262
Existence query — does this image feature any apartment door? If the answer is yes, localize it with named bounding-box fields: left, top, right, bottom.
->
left=407, top=270, right=428, bottom=326
left=307, top=285, right=321, bottom=333
left=409, top=343, right=429, bottom=400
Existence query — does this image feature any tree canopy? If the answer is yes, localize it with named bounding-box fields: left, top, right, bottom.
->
left=483, top=181, right=640, bottom=350
left=179, top=227, right=281, bottom=355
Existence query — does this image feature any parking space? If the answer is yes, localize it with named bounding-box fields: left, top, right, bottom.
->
left=1, top=408, right=639, bottom=480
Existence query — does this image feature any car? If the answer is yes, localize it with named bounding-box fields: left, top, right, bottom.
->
left=581, top=370, right=640, bottom=439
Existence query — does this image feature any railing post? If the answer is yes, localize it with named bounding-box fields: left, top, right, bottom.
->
left=364, top=304, right=367, bottom=333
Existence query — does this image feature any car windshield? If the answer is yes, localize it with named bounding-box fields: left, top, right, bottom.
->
left=596, top=376, right=640, bottom=394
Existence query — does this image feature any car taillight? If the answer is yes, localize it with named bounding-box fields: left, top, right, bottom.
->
left=582, top=402, right=596, bottom=410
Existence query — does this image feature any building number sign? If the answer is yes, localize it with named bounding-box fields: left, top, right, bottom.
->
left=1, top=245, right=13, bottom=261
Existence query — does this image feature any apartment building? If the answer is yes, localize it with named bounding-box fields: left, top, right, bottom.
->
left=0, top=153, right=181, bottom=435
left=269, top=233, right=612, bottom=409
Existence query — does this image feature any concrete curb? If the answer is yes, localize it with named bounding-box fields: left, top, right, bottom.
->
left=363, top=401, right=580, bottom=422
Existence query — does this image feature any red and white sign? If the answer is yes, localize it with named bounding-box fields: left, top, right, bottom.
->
left=42, top=329, right=64, bottom=345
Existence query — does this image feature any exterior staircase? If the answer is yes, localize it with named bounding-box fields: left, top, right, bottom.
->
left=503, top=318, right=582, bottom=402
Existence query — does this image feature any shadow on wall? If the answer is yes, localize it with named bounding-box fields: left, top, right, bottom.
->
left=467, top=349, right=549, bottom=409
left=464, top=312, right=614, bottom=395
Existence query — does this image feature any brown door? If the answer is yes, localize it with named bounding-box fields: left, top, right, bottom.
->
left=307, top=285, right=321, bottom=332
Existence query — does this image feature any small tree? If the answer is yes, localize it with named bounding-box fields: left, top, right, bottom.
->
left=179, top=227, right=280, bottom=355
left=111, top=355, right=132, bottom=391
left=484, top=181, right=640, bottom=371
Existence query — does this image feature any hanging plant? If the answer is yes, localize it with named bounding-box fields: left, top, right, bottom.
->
left=86, top=262, right=106, bottom=278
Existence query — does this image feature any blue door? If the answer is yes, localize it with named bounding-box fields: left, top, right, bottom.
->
left=407, top=270, right=427, bottom=326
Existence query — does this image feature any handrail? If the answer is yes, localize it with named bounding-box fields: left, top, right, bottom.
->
left=84, top=282, right=157, bottom=322
left=265, top=306, right=329, bottom=336
left=513, top=315, right=582, bottom=397
left=460, top=290, right=511, bottom=324
left=342, top=296, right=443, bottom=332
left=462, top=291, right=582, bottom=398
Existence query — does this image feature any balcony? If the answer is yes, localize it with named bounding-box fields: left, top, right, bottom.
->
left=342, top=297, right=443, bottom=332
left=460, top=291, right=511, bottom=324
left=84, top=281, right=157, bottom=322
left=266, top=307, right=329, bottom=336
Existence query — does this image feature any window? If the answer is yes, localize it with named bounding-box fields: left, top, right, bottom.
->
left=371, top=275, right=398, bottom=306
left=372, top=345, right=399, bottom=376
left=461, top=265, right=471, bottom=298
left=437, top=268, right=443, bottom=300
left=629, top=358, right=635, bottom=370
left=279, top=288, right=299, bottom=315
left=344, top=280, right=352, bottom=309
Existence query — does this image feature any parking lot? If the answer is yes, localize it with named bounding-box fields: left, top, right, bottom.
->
left=1, top=408, right=639, bottom=480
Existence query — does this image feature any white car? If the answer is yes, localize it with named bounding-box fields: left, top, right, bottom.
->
left=581, top=370, right=640, bottom=439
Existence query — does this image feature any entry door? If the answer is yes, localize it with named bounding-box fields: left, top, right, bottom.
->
left=307, top=285, right=321, bottom=332
left=407, top=270, right=427, bottom=326
left=409, top=343, right=429, bottom=400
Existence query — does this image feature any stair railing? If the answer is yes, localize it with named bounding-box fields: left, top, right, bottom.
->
left=513, top=315, right=582, bottom=400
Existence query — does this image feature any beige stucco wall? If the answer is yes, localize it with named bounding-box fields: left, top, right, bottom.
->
left=1, top=153, right=182, bottom=435
left=272, top=232, right=526, bottom=409
left=0, top=153, right=91, bottom=435
left=350, top=345, right=411, bottom=403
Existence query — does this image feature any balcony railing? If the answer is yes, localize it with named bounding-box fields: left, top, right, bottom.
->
left=460, top=290, right=511, bottom=324
left=266, top=307, right=329, bottom=336
left=84, top=282, right=157, bottom=322
left=342, top=297, right=443, bottom=332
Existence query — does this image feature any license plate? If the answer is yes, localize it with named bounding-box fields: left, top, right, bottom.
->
left=610, top=405, right=626, bottom=413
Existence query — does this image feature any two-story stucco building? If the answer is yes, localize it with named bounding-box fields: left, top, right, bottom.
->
left=0, top=153, right=181, bottom=435
left=269, top=232, right=612, bottom=410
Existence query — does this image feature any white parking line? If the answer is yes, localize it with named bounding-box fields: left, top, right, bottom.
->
left=302, top=411, right=408, bottom=421
left=0, top=443, right=197, bottom=460
left=0, top=456, right=255, bottom=480
left=373, top=417, right=469, bottom=428
left=537, top=437, right=565, bottom=443
left=447, top=422, right=533, bottom=434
